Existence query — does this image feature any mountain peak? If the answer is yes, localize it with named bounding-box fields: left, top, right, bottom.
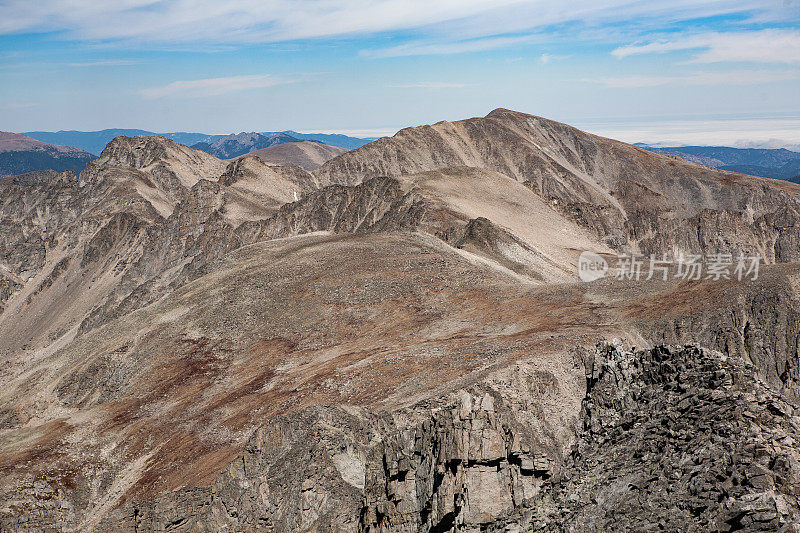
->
left=229, top=132, right=261, bottom=141
left=242, top=140, right=348, bottom=171
left=99, top=135, right=179, bottom=168
left=90, top=134, right=227, bottom=191
left=485, top=107, right=534, bottom=120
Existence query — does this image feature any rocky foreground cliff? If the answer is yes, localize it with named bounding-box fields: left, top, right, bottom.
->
left=2, top=109, right=800, bottom=531
left=106, top=343, right=800, bottom=532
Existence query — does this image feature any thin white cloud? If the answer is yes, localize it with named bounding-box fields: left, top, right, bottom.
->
left=588, top=69, right=800, bottom=88
left=613, top=30, right=800, bottom=64
left=139, top=74, right=287, bottom=99
left=391, top=82, right=471, bottom=89
left=363, top=35, right=537, bottom=58
left=67, top=59, right=141, bottom=67
left=0, top=1, right=794, bottom=47
left=0, top=0, right=524, bottom=43
left=539, top=53, right=570, bottom=64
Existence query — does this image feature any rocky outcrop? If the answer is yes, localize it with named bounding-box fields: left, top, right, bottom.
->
left=359, top=386, right=558, bottom=532
left=631, top=265, right=800, bottom=399
left=94, top=135, right=226, bottom=185
left=104, top=406, right=378, bottom=531
left=89, top=344, right=800, bottom=532
left=494, top=344, right=800, bottom=532
left=253, top=176, right=427, bottom=239
left=99, top=352, right=582, bottom=532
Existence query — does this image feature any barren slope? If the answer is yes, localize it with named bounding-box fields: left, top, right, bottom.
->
left=0, top=232, right=616, bottom=530
left=317, top=108, right=800, bottom=261
left=395, top=166, right=614, bottom=282
left=3, top=231, right=799, bottom=530
left=3, top=110, right=800, bottom=531
left=241, top=140, right=349, bottom=170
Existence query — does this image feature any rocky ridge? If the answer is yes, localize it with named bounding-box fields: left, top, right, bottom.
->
left=3, top=110, right=800, bottom=530
left=316, top=109, right=800, bottom=262
left=492, top=343, right=800, bottom=532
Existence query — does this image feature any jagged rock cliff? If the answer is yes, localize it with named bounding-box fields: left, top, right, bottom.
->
left=90, top=344, right=800, bottom=532
left=493, top=344, right=800, bottom=532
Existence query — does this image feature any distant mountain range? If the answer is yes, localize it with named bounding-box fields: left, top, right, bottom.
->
left=24, top=129, right=377, bottom=156
left=282, top=131, right=379, bottom=150
left=191, top=132, right=301, bottom=159
left=11, top=129, right=800, bottom=183
left=637, top=144, right=800, bottom=182
left=0, top=132, right=96, bottom=178
left=6, top=129, right=374, bottom=177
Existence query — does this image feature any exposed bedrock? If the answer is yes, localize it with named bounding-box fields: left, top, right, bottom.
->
left=93, top=344, right=800, bottom=532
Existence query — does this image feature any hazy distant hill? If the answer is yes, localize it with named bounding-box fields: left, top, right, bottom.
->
left=238, top=140, right=349, bottom=170
left=25, top=129, right=375, bottom=155
left=192, top=132, right=301, bottom=159
left=24, top=129, right=226, bottom=155
left=24, top=129, right=153, bottom=155
left=639, top=144, right=800, bottom=181
left=280, top=130, right=377, bottom=149
left=0, top=132, right=96, bottom=177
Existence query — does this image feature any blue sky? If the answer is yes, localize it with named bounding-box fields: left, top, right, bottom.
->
left=1, top=0, right=799, bottom=147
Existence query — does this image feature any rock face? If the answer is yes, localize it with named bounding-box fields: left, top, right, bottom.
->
left=108, top=406, right=379, bottom=531
left=3, top=110, right=800, bottom=531
left=631, top=264, right=800, bottom=399
left=495, top=344, right=800, bottom=532
left=359, top=379, right=562, bottom=532
left=91, top=344, right=800, bottom=532
left=105, top=361, right=574, bottom=532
